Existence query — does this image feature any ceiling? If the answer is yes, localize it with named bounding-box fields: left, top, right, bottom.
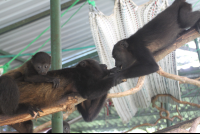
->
left=0, top=0, right=199, bottom=70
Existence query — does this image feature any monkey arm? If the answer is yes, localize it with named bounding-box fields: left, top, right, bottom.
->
left=77, top=76, right=116, bottom=100
left=24, top=75, right=60, bottom=88
left=77, top=94, right=107, bottom=122
left=116, top=45, right=159, bottom=81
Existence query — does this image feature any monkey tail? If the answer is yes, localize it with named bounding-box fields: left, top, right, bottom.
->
left=0, top=75, right=20, bottom=115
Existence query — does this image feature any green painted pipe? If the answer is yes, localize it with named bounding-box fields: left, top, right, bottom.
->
left=50, top=0, right=63, bottom=133
left=194, top=39, right=200, bottom=63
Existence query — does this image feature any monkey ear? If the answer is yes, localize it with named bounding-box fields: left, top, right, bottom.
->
left=80, top=61, right=86, bottom=67
left=120, top=40, right=129, bottom=48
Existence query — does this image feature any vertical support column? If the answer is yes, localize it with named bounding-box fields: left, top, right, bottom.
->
left=194, top=39, right=200, bottom=63
left=50, top=0, right=63, bottom=133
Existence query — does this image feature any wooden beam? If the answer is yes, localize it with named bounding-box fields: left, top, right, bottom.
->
left=0, top=0, right=86, bottom=35
left=154, top=117, right=198, bottom=133
left=0, top=93, right=85, bottom=126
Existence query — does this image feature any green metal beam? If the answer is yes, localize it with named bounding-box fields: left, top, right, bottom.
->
left=0, top=0, right=86, bottom=35
left=50, top=0, right=63, bottom=133
left=0, top=49, right=26, bottom=63
left=62, top=52, right=98, bottom=68
left=194, top=38, right=200, bottom=63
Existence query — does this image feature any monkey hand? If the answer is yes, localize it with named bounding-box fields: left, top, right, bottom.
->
left=52, top=78, right=60, bottom=89
left=109, top=67, right=121, bottom=75
left=114, top=73, right=126, bottom=86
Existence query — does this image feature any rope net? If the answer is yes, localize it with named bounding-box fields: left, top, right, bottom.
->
left=89, top=0, right=181, bottom=123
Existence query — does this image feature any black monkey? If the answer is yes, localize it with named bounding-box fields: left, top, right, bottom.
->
left=0, top=52, right=59, bottom=116
left=112, top=0, right=200, bottom=83
left=0, top=59, right=119, bottom=132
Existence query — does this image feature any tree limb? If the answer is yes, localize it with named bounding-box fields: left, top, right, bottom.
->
left=157, top=66, right=200, bottom=87
left=107, top=76, right=145, bottom=98
left=0, top=93, right=85, bottom=127
left=155, top=117, right=200, bottom=133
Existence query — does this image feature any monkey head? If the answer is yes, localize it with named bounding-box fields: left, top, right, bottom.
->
left=112, top=40, right=135, bottom=70
left=76, top=59, right=110, bottom=79
left=31, top=52, right=51, bottom=75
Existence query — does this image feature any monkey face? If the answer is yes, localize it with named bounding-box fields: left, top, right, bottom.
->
left=112, top=40, right=135, bottom=70
left=33, top=63, right=50, bottom=75
left=76, top=59, right=110, bottom=79
left=31, top=52, right=52, bottom=75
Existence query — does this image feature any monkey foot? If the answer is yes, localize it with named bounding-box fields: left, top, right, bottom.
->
left=28, top=106, right=43, bottom=119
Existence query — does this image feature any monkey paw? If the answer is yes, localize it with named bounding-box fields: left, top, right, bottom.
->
left=114, top=74, right=126, bottom=86
left=52, top=78, right=60, bottom=89
left=109, top=67, right=121, bottom=75
left=28, top=106, right=43, bottom=119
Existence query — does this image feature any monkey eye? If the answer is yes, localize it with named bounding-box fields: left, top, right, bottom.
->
left=38, top=66, right=41, bottom=69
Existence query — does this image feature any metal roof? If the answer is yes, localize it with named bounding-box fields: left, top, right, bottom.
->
left=0, top=0, right=199, bottom=69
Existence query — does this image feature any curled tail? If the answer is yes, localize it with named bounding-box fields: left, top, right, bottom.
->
left=0, top=75, right=20, bottom=115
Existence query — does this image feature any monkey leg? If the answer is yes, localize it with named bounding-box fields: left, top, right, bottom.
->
left=178, top=2, right=200, bottom=28
left=0, top=76, right=20, bottom=115
left=10, top=120, right=33, bottom=133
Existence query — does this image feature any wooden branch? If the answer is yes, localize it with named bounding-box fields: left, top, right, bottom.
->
left=125, top=94, right=183, bottom=133
left=125, top=94, right=200, bottom=133
left=107, top=76, right=145, bottom=98
left=108, top=28, right=200, bottom=99
left=180, top=77, right=200, bottom=84
left=155, top=117, right=200, bottom=133
left=0, top=93, right=85, bottom=127
left=33, top=107, right=77, bottom=133
left=154, top=28, right=200, bottom=62
left=157, top=66, right=200, bottom=87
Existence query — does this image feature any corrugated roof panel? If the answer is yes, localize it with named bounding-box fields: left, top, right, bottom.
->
left=0, top=0, right=199, bottom=69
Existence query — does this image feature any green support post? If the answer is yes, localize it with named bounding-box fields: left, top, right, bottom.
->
left=194, top=39, right=200, bottom=63
left=50, top=0, right=63, bottom=133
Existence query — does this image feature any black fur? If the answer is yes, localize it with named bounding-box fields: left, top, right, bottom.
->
left=112, top=0, right=200, bottom=83
left=10, top=120, right=33, bottom=133
left=0, top=59, right=119, bottom=132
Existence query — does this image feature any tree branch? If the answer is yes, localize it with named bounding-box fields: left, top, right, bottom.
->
left=155, top=117, right=200, bottom=133
left=157, top=66, right=200, bottom=87
left=0, top=93, right=85, bottom=126
left=107, top=76, right=146, bottom=98
left=125, top=94, right=200, bottom=133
